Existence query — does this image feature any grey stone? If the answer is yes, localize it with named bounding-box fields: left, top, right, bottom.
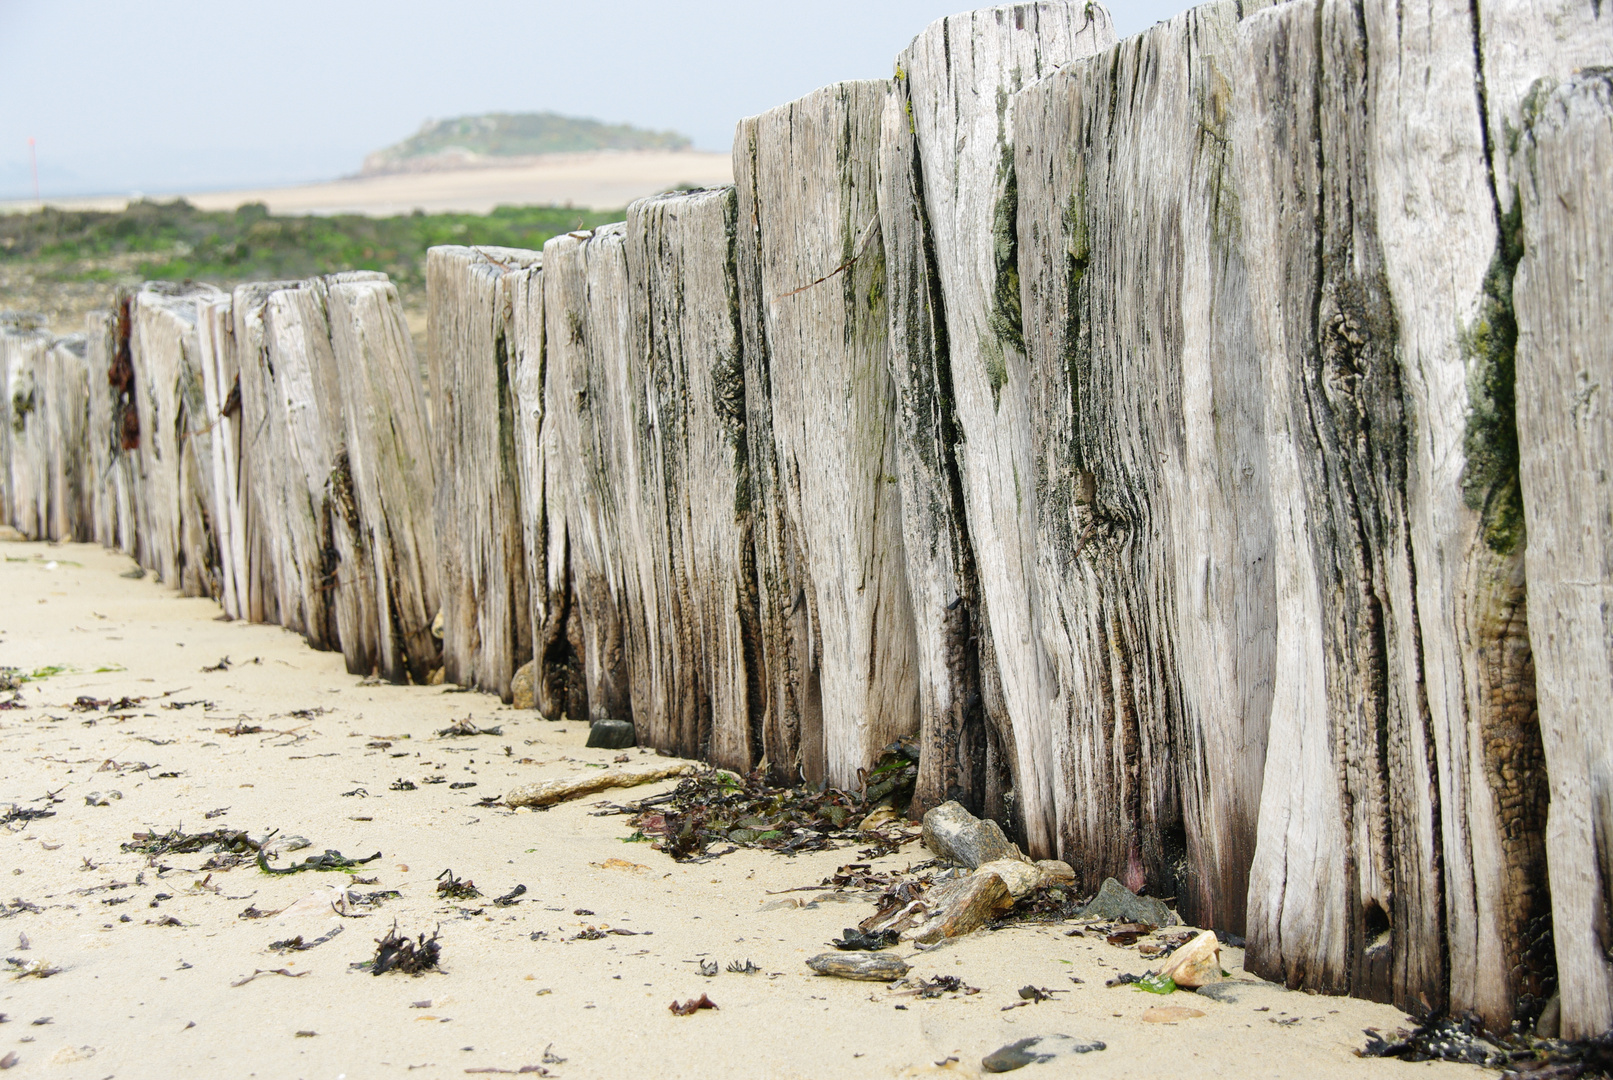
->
left=1076, top=877, right=1174, bottom=926
left=1193, top=982, right=1242, bottom=1004
left=921, top=800, right=1021, bottom=869
left=585, top=719, right=636, bottom=749
left=981, top=1035, right=1106, bottom=1073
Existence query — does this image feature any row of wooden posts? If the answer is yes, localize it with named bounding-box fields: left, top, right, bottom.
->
left=2, top=0, right=1610, bottom=1038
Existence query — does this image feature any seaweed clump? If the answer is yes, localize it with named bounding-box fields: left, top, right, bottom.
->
left=613, top=738, right=919, bottom=862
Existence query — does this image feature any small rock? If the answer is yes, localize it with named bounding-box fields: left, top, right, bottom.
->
left=981, top=1035, right=1105, bottom=1073
left=0, top=526, right=24, bottom=543
left=806, top=952, right=910, bottom=981
left=1034, top=860, right=1076, bottom=887
left=427, top=667, right=445, bottom=686
left=911, top=872, right=1013, bottom=945
left=510, top=661, right=535, bottom=710
left=1076, top=877, right=1174, bottom=926
left=975, top=859, right=1041, bottom=901
left=921, top=801, right=1022, bottom=870
left=430, top=610, right=444, bottom=640
left=1536, top=992, right=1560, bottom=1039
left=585, top=719, right=636, bottom=750
left=1156, top=929, right=1222, bottom=988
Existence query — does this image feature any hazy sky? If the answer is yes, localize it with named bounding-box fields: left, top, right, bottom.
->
left=1, top=1, right=1194, bottom=201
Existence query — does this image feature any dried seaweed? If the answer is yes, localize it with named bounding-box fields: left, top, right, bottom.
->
left=829, top=927, right=899, bottom=951
left=1361, top=1012, right=1613, bottom=1077
left=122, top=828, right=259, bottom=857
left=369, top=923, right=442, bottom=975
left=617, top=765, right=911, bottom=863
left=436, top=869, right=480, bottom=900
left=437, top=718, right=501, bottom=738
left=257, top=848, right=381, bottom=875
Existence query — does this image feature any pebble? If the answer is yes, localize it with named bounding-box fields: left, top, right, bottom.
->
left=921, top=801, right=1022, bottom=870
left=1076, top=877, right=1174, bottom=926
left=585, top=719, right=636, bottom=749
left=1156, top=929, right=1222, bottom=988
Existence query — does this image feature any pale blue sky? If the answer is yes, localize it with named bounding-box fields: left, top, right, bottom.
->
left=0, top=1, right=1194, bottom=200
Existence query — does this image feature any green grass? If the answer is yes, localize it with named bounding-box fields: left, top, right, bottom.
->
left=0, top=199, right=623, bottom=292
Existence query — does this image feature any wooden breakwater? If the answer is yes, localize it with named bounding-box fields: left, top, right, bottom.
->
left=3, top=0, right=1610, bottom=1037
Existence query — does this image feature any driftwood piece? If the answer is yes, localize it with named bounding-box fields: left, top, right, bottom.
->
left=504, top=761, right=695, bottom=809
left=326, top=274, right=442, bottom=683
left=1013, top=2, right=1273, bottom=934
left=428, top=246, right=538, bottom=699
left=623, top=188, right=761, bottom=769
left=894, top=2, right=1114, bottom=850
left=129, top=283, right=225, bottom=595
left=1514, top=70, right=1613, bottom=1041
left=733, top=80, right=919, bottom=789
left=541, top=226, right=636, bottom=727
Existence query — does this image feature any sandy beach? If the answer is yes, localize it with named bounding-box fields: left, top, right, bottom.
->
left=0, top=538, right=1480, bottom=1080
left=0, top=151, right=735, bottom=218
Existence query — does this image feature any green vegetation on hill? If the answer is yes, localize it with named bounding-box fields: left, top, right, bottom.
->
left=0, top=199, right=621, bottom=293
left=365, top=112, right=691, bottom=172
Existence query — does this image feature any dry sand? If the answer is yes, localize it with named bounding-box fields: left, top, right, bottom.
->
left=0, top=151, right=734, bottom=218
left=0, top=538, right=1480, bottom=1079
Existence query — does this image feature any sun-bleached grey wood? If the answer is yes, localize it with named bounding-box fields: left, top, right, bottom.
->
left=1236, top=0, right=1555, bottom=1020
left=623, top=188, right=761, bottom=769
left=732, top=124, right=818, bottom=782
left=1013, top=2, right=1274, bottom=934
left=733, top=81, right=920, bottom=789
left=540, top=226, right=636, bottom=727
left=84, top=306, right=140, bottom=556
left=44, top=334, right=92, bottom=542
left=501, top=260, right=558, bottom=711
left=2, top=319, right=51, bottom=538
left=1515, top=69, right=1613, bottom=1042
left=231, top=281, right=305, bottom=628
left=878, top=79, right=1012, bottom=825
left=195, top=295, right=248, bottom=619
left=326, top=274, right=442, bottom=684
left=428, top=246, right=538, bottom=699
left=129, top=283, right=225, bottom=596
left=896, top=2, right=1114, bottom=853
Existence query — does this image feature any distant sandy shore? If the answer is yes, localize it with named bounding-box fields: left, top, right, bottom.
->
left=0, top=150, right=734, bottom=217
left=0, top=539, right=1479, bottom=1079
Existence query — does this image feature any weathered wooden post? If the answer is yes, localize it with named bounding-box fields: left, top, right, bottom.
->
left=428, top=246, right=538, bottom=699
left=1515, top=69, right=1613, bottom=1041
left=887, top=2, right=1113, bottom=844
left=195, top=295, right=248, bottom=618
left=1012, top=1, right=1274, bottom=933
left=85, top=304, right=141, bottom=556
left=734, top=81, right=920, bottom=788
left=2, top=317, right=51, bottom=537
left=624, top=188, right=762, bottom=768
left=44, top=334, right=92, bottom=542
left=326, top=274, right=442, bottom=683
left=129, top=282, right=226, bottom=595
left=540, top=226, right=636, bottom=727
